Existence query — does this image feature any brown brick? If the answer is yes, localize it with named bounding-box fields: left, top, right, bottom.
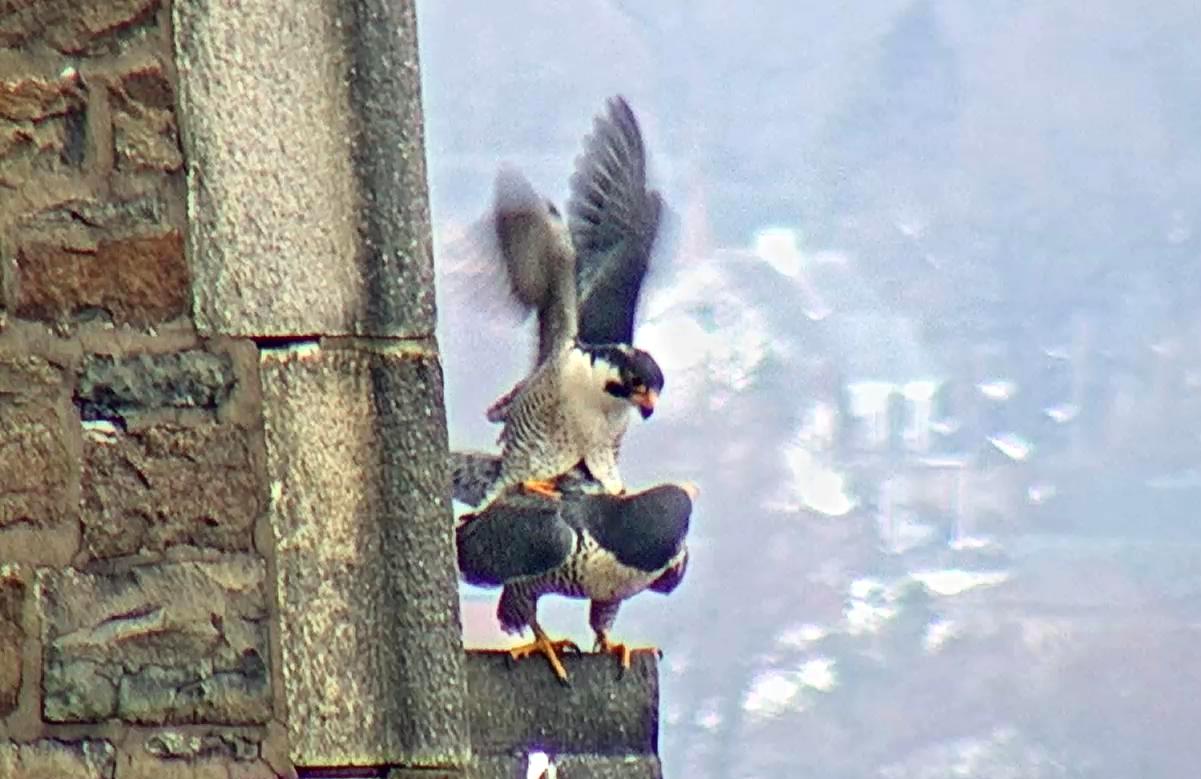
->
left=14, top=231, right=188, bottom=326
left=0, top=0, right=160, bottom=54
left=0, top=71, right=84, bottom=122
left=82, top=421, right=260, bottom=561
left=0, top=68, right=86, bottom=184
left=112, top=65, right=182, bottom=172
left=0, top=568, right=25, bottom=717
left=0, top=355, right=72, bottom=531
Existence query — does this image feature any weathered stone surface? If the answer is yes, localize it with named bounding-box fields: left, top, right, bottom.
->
left=112, top=64, right=183, bottom=172
left=262, top=342, right=468, bottom=765
left=0, top=66, right=85, bottom=185
left=15, top=232, right=187, bottom=326
left=80, top=421, right=259, bottom=560
left=0, top=69, right=84, bottom=122
left=77, top=351, right=236, bottom=423
left=0, top=0, right=159, bottom=53
left=0, top=354, right=72, bottom=531
left=466, top=651, right=661, bottom=757
left=39, top=559, right=271, bottom=724
left=144, top=730, right=259, bottom=761
left=467, top=754, right=662, bottom=779
left=175, top=0, right=435, bottom=337
left=119, top=751, right=282, bottom=779
left=0, top=739, right=115, bottom=779
left=0, top=567, right=25, bottom=717
left=10, top=192, right=187, bottom=326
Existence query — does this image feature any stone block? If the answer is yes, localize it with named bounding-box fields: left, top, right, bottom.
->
left=465, top=651, right=660, bottom=758
left=0, top=0, right=160, bottom=54
left=77, top=350, right=236, bottom=423
left=0, top=566, right=26, bottom=718
left=0, top=739, right=115, bottom=779
left=0, top=65, right=85, bottom=185
left=0, top=354, right=73, bottom=532
left=261, top=341, right=468, bottom=766
left=10, top=192, right=187, bottom=326
left=174, top=0, right=435, bottom=337
left=39, top=558, right=271, bottom=724
left=81, top=420, right=259, bottom=561
left=112, top=63, right=183, bottom=172
left=14, top=232, right=187, bottom=326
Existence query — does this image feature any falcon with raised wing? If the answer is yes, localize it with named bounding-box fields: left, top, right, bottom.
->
left=477, top=96, right=665, bottom=507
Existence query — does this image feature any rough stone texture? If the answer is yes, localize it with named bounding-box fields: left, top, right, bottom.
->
left=11, top=193, right=188, bottom=327
left=39, top=558, right=271, bottom=724
left=0, top=567, right=25, bottom=717
left=81, top=420, right=259, bottom=561
left=468, top=754, right=661, bottom=779
left=262, top=342, right=468, bottom=766
left=0, top=63, right=86, bottom=187
left=174, top=0, right=435, bottom=338
left=143, top=730, right=260, bottom=761
left=0, top=739, right=115, bottom=779
left=0, top=0, right=160, bottom=53
left=466, top=652, right=660, bottom=758
left=76, top=350, right=236, bottom=423
left=111, top=63, right=184, bottom=172
left=15, top=233, right=187, bottom=326
left=0, top=354, right=73, bottom=531
left=119, top=751, right=282, bottom=779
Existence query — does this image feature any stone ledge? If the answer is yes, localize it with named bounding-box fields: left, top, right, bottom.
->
left=465, top=651, right=660, bottom=759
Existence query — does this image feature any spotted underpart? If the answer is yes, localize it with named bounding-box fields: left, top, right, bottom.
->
left=479, top=343, right=632, bottom=506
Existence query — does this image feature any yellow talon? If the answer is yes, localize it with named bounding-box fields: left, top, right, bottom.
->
left=595, top=633, right=658, bottom=676
left=522, top=479, right=562, bottom=500
left=509, top=630, right=579, bottom=682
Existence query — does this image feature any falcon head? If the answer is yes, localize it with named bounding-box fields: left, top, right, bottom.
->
left=591, top=344, right=664, bottom=419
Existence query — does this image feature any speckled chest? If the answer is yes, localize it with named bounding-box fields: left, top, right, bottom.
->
left=533, top=529, right=670, bottom=603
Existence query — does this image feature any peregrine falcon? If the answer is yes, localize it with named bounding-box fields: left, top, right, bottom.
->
left=478, top=96, right=665, bottom=506
left=457, top=475, right=694, bottom=683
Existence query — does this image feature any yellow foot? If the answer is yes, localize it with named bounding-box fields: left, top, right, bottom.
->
left=521, top=479, right=562, bottom=500
left=509, top=635, right=580, bottom=682
left=595, top=634, right=660, bottom=677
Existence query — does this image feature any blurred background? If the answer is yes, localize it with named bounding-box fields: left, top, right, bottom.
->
left=417, top=2, right=1201, bottom=776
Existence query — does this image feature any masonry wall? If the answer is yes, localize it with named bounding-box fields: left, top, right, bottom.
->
left=1, top=2, right=666, bottom=777
left=0, top=0, right=469, bottom=776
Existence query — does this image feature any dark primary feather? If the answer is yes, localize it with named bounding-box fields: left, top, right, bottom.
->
left=493, top=167, right=579, bottom=366
left=569, top=96, right=663, bottom=346
left=582, top=485, right=692, bottom=572
left=456, top=501, right=575, bottom=587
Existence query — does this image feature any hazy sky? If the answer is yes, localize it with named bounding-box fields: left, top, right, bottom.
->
left=418, top=3, right=1201, bottom=776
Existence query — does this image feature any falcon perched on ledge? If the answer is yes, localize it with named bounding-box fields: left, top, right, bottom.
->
left=455, top=459, right=694, bottom=683
left=478, top=96, right=666, bottom=506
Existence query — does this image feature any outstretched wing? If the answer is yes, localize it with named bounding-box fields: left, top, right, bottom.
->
left=568, top=96, right=663, bottom=346
left=456, top=498, right=574, bottom=587
left=494, top=167, right=579, bottom=365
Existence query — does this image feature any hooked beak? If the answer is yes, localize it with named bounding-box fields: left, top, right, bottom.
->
left=633, top=389, right=658, bottom=419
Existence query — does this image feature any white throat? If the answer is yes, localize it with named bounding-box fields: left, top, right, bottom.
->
left=561, top=348, right=627, bottom=413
